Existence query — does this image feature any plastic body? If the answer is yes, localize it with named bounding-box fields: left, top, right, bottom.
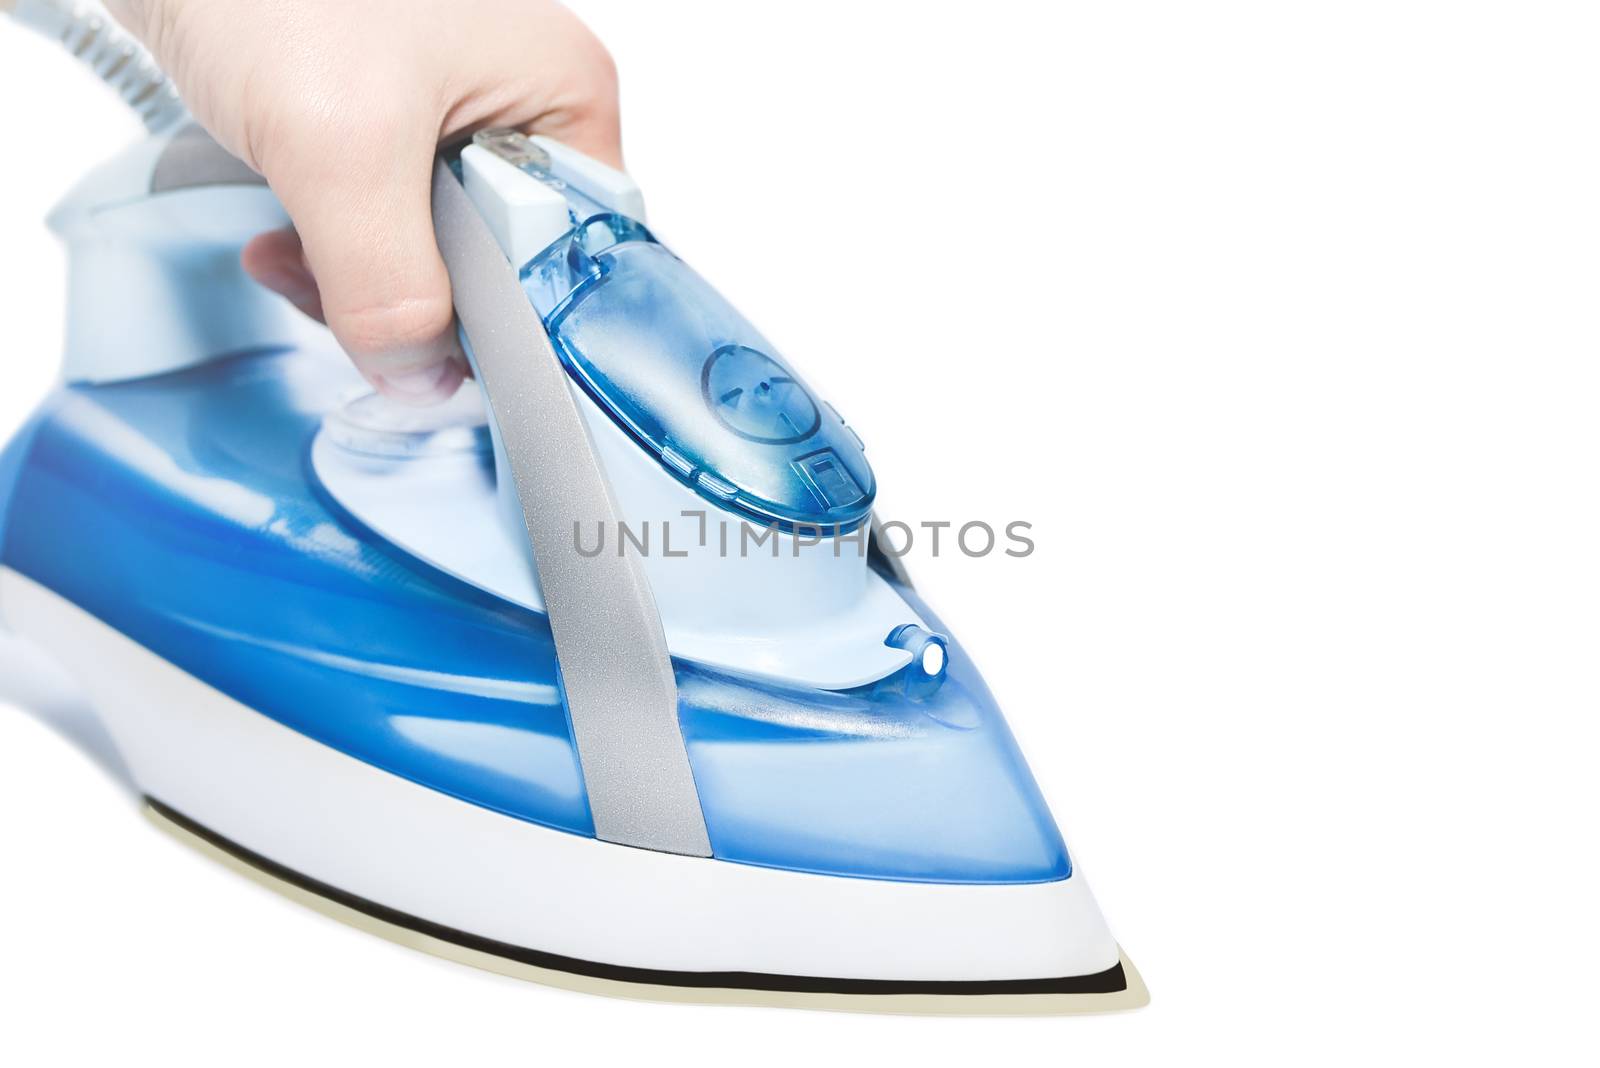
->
left=47, top=130, right=322, bottom=384
left=0, top=351, right=1070, bottom=883
left=312, top=404, right=926, bottom=689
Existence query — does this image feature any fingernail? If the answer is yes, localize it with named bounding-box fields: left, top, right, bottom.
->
left=377, top=361, right=455, bottom=401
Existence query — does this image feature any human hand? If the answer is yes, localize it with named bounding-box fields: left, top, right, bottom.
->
left=106, top=0, right=622, bottom=403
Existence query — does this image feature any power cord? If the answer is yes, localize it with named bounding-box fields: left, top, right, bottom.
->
left=3, top=0, right=185, bottom=132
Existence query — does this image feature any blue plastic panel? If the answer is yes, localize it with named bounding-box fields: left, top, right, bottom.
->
left=0, top=409, right=44, bottom=558
left=679, top=602, right=1070, bottom=882
left=0, top=351, right=1068, bottom=883
left=522, top=216, right=876, bottom=531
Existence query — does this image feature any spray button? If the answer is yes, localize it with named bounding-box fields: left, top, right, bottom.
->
left=885, top=624, right=950, bottom=696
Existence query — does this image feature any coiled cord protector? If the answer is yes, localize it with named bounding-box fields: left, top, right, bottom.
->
left=3, top=0, right=185, bottom=132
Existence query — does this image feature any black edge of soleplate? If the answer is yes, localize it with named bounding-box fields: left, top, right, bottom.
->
left=148, top=797, right=1128, bottom=998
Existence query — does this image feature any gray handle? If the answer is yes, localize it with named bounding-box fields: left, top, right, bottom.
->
left=430, top=159, right=710, bottom=858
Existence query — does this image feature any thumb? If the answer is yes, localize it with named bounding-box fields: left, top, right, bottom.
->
left=261, top=124, right=466, bottom=405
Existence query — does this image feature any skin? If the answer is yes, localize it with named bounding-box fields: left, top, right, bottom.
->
left=106, top=0, right=623, bottom=403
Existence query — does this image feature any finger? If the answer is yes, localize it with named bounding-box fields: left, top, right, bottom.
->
left=533, top=104, right=624, bottom=170
left=241, top=226, right=325, bottom=323
left=526, top=43, right=624, bottom=169
left=262, top=120, right=466, bottom=405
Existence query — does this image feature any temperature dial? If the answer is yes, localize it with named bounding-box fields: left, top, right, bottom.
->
left=702, top=344, right=822, bottom=445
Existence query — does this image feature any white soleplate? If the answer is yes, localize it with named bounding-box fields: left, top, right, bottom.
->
left=147, top=800, right=1145, bottom=1016
left=0, top=565, right=1126, bottom=993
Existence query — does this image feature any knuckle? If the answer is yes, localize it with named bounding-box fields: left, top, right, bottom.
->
left=547, top=32, right=620, bottom=125
left=577, top=42, right=621, bottom=117
left=584, top=39, right=620, bottom=92
left=334, top=296, right=455, bottom=358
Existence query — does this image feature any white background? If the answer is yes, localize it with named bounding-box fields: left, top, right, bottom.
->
left=1, top=1, right=1596, bottom=1064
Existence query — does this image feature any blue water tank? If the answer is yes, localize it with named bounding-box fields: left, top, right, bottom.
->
left=0, top=411, right=46, bottom=559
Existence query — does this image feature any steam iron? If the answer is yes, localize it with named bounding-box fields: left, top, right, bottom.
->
left=0, top=2, right=1145, bottom=1014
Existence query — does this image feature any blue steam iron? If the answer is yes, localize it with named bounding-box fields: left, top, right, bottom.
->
left=0, top=3, right=1144, bottom=1015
